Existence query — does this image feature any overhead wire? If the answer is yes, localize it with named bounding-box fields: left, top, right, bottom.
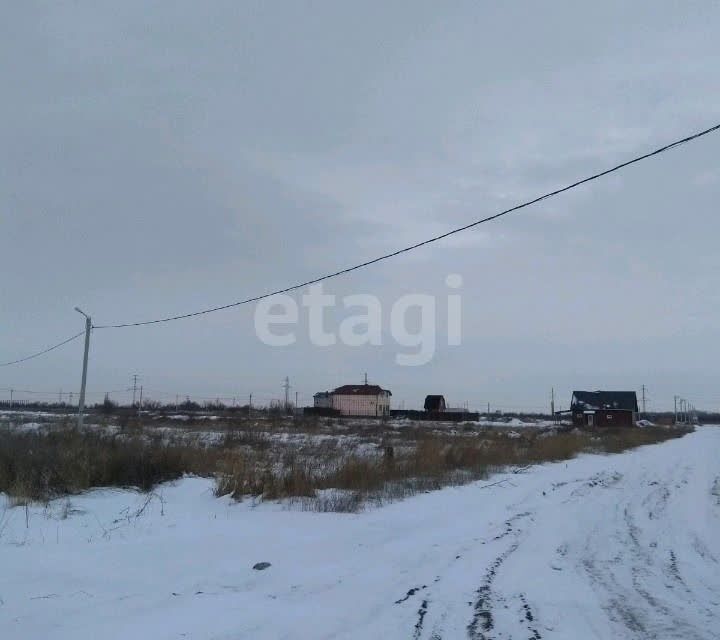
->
left=0, top=331, right=85, bottom=367
left=92, top=123, right=720, bottom=329
left=3, top=122, right=720, bottom=369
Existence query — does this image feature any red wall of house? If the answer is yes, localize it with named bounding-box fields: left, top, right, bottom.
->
left=573, top=410, right=636, bottom=428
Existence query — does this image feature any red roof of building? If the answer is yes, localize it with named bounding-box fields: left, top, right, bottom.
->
left=332, top=384, right=391, bottom=396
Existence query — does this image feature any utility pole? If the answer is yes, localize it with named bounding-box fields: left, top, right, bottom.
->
left=551, top=387, right=555, bottom=421
left=74, top=307, right=92, bottom=428
left=283, top=377, right=291, bottom=410
left=131, top=374, right=140, bottom=407
left=248, top=393, right=253, bottom=416
left=641, top=385, right=647, bottom=415
left=487, top=402, right=490, bottom=417
left=295, top=391, right=298, bottom=408
left=674, top=395, right=678, bottom=425
left=364, top=372, right=368, bottom=385
left=138, top=385, right=143, bottom=416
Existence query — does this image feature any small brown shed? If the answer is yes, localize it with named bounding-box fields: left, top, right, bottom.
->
left=424, top=395, right=447, bottom=413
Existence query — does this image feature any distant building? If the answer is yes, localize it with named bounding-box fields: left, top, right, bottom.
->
left=313, top=383, right=391, bottom=417
left=571, top=391, right=639, bottom=428
left=313, top=392, right=333, bottom=409
left=424, top=395, right=446, bottom=413
left=332, top=384, right=391, bottom=417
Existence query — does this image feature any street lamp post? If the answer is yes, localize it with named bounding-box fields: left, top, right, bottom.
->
left=75, top=307, right=92, bottom=428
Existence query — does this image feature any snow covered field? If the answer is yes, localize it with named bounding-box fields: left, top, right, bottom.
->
left=1, top=427, right=718, bottom=639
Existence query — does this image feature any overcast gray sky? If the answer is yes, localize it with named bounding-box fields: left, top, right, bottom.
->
left=2, top=1, right=719, bottom=412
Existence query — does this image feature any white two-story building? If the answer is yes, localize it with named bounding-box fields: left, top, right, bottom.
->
left=314, top=384, right=391, bottom=417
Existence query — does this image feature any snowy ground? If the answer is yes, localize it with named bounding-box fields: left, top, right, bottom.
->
left=1, top=427, right=718, bottom=639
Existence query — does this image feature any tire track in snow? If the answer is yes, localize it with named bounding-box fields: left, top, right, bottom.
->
left=579, top=466, right=716, bottom=640
left=393, top=435, right=716, bottom=640
left=396, top=586, right=428, bottom=605
left=466, top=540, right=518, bottom=639
left=712, top=477, right=720, bottom=505
left=666, top=550, right=687, bottom=589
left=519, top=593, right=542, bottom=640
left=413, top=599, right=429, bottom=640
left=642, top=482, right=670, bottom=521
left=691, top=534, right=718, bottom=565
left=466, top=510, right=539, bottom=640
left=564, top=471, right=624, bottom=503
left=581, top=516, right=651, bottom=636
left=398, top=510, right=538, bottom=639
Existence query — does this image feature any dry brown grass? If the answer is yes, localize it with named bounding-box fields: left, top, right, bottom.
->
left=0, top=427, right=220, bottom=502
left=0, top=419, right=691, bottom=511
left=214, top=425, right=692, bottom=510
left=214, top=451, right=317, bottom=501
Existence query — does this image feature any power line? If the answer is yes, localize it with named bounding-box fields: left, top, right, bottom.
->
left=0, top=331, right=85, bottom=367
left=92, top=123, right=720, bottom=329
left=0, top=387, right=126, bottom=396
left=3, top=121, right=719, bottom=372
left=140, top=388, right=279, bottom=401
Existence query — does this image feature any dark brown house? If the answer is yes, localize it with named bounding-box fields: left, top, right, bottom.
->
left=424, top=395, right=446, bottom=413
left=571, top=391, right=639, bottom=428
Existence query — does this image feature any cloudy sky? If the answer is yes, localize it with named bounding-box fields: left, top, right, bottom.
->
left=2, top=1, right=719, bottom=412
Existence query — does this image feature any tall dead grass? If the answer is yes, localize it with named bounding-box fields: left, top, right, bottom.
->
left=0, top=428, right=218, bottom=502
left=214, top=426, right=692, bottom=510
left=0, top=423, right=691, bottom=511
